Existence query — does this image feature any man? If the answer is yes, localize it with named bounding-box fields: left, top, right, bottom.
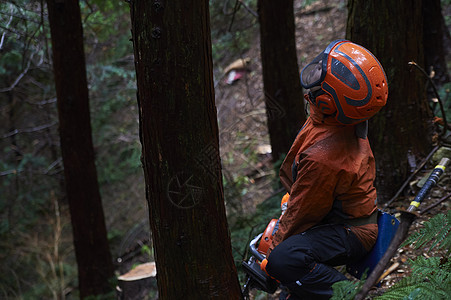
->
left=265, top=40, right=388, bottom=299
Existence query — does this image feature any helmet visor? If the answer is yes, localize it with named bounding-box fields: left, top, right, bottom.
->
left=300, top=59, right=323, bottom=88
left=300, top=39, right=347, bottom=89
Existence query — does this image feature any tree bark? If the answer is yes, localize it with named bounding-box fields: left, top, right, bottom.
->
left=46, top=0, right=114, bottom=297
left=346, top=0, right=433, bottom=202
left=130, top=1, right=242, bottom=299
left=423, top=0, right=450, bottom=90
left=258, top=0, right=306, bottom=162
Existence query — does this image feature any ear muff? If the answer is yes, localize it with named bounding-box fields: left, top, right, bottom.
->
left=315, top=94, right=336, bottom=115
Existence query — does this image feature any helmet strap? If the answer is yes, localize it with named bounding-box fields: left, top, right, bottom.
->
left=355, top=120, right=368, bottom=139
left=308, top=88, right=325, bottom=105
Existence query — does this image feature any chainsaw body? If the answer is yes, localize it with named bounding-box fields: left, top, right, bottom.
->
left=241, top=219, right=279, bottom=298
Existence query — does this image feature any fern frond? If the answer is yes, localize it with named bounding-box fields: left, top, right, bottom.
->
left=375, top=276, right=450, bottom=300
left=375, top=276, right=423, bottom=300
left=403, top=288, right=421, bottom=300
left=331, top=279, right=362, bottom=300
left=402, top=211, right=451, bottom=254
left=409, top=256, right=450, bottom=277
left=380, top=212, right=451, bottom=300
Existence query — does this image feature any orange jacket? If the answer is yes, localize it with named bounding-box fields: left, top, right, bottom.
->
left=271, top=104, right=378, bottom=252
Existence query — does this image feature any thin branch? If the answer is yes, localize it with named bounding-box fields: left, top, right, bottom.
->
left=26, top=97, right=57, bottom=106
left=227, top=0, right=258, bottom=32
left=237, top=0, right=258, bottom=18
left=0, top=169, right=23, bottom=176
left=228, top=0, right=241, bottom=32
left=384, top=144, right=440, bottom=208
left=408, top=61, right=448, bottom=138
left=0, top=52, right=33, bottom=93
left=44, top=158, right=62, bottom=175
left=419, top=192, right=451, bottom=214
left=1, top=121, right=57, bottom=138
left=0, top=7, right=43, bottom=23
left=0, top=5, right=14, bottom=50
left=223, top=0, right=236, bottom=16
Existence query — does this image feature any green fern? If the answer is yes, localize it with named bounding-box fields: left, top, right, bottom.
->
left=409, top=256, right=450, bottom=278
left=401, top=211, right=451, bottom=254
left=332, top=212, right=451, bottom=299
left=331, top=279, right=362, bottom=300
left=375, top=271, right=451, bottom=300
left=331, top=272, right=367, bottom=300
left=376, top=211, right=451, bottom=300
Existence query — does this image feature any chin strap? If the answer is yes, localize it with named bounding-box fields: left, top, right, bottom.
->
left=355, top=120, right=368, bottom=139
left=306, top=88, right=325, bottom=105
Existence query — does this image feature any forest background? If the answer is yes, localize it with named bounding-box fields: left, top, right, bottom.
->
left=0, top=0, right=450, bottom=299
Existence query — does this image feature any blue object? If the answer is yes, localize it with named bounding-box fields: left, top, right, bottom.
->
left=347, top=211, right=400, bottom=279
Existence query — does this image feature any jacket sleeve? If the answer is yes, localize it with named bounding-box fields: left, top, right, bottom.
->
left=271, top=153, right=339, bottom=250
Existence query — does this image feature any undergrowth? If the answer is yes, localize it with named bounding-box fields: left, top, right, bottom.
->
left=331, top=211, right=451, bottom=299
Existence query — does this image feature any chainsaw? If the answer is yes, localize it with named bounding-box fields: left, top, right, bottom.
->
left=241, top=218, right=279, bottom=299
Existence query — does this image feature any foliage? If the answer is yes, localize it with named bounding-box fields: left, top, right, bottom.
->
left=209, top=0, right=258, bottom=74
left=230, top=189, right=283, bottom=282
left=80, top=0, right=132, bottom=62
left=375, top=256, right=451, bottom=300
left=432, top=82, right=451, bottom=124
left=0, top=2, right=64, bottom=297
left=401, top=210, right=451, bottom=254
left=331, top=276, right=365, bottom=300
left=331, top=211, right=451, bottom=299
left=0, top=0, right=142, bottom=298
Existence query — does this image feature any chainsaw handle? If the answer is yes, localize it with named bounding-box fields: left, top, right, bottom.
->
left=249, top=233, right=265, bottom=262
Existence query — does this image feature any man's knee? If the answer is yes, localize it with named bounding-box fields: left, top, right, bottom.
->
left=266, top=241, right=314, bottom=283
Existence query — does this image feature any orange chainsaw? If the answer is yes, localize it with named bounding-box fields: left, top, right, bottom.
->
left=241, top=193, right=290, bottom=298
left=241, top=218, right=279, bottom=298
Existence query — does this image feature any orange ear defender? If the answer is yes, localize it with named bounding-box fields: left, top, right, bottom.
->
left=304, top=92, right=336, bottom=116
left=315, top=93, right=336, bottom=115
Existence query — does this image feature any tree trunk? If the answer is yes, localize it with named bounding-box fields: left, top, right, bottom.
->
left=258, top=0, right=306, bottom=162
left=346, top=0, right=433, bottom=203
left=129, top=1, right=242, bottom=299
left=423, top=0, right=450, bottom=90
left=46, top=0, right=114, bottom=297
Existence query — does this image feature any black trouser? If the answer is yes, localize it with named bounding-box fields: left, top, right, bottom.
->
left=266, top=224, right=368, bottom=300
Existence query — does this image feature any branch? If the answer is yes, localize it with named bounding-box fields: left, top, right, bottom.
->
left=26, top=97, right=57, bottom=106
left=227, top=0, right=241, bottom=32
left=237, top=0, right=258, bottom=18
left=408, top=61, right=448, bottom=138
left=0, top=169, right=23, bottom=176
left=0, top=52, right=33, bottom=93
left=0, top=4, right=14, bottom=50
left=419, top=192, right=451, bottom=214
left=0, top=7, right=43, bottom=24
left=227, top=0, right=258, bottom=32
left=384, top=145, right=440, bottom=208
left=1, top=122, right=57, bottom=138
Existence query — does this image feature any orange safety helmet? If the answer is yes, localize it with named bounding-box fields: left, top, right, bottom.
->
left=300, top=40, right=388, bottom=125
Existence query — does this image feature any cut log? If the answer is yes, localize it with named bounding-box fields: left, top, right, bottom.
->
left=116, top=262, right=157, bottom=300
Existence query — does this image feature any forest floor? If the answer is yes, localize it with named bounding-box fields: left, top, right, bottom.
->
left=213, top=0, right=451, bottom=299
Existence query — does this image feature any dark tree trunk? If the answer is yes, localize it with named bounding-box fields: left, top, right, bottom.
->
left=129, top=1, right=242, bottom=299
left=258, top=0, right=306, bottom=162
left=46, top=0, right=114, bottom=298
left=423, top=0, right=450, bottom=90
left=347, top=0, right=433, bottom=202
